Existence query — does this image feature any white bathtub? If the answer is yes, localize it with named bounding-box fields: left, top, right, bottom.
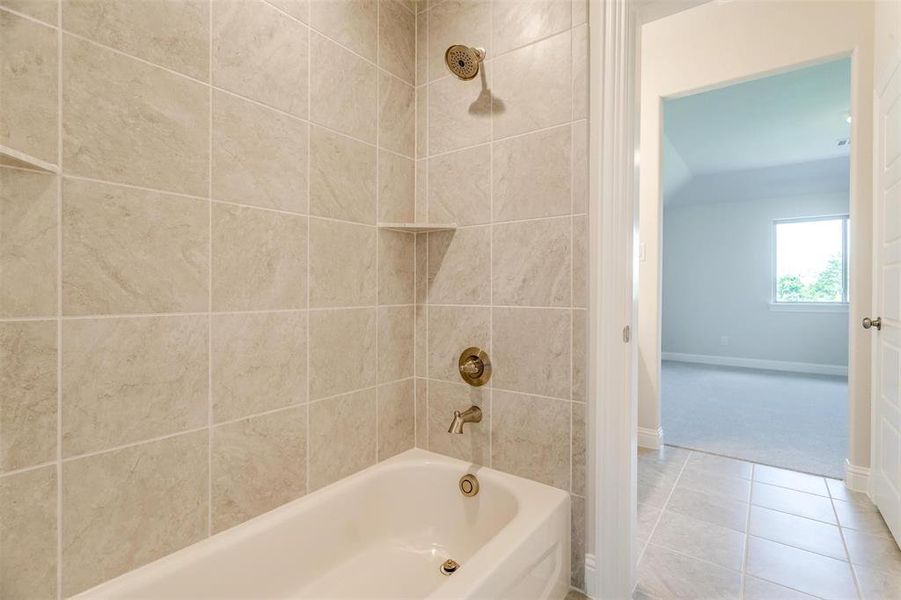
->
left=75, top=448, right=571, bottom=600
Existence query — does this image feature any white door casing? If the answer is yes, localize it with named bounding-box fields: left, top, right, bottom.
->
left=637, top=0, right=876, bottom=475
left=870, top=50, right=901, bottom=545
left=589, top=0, right=641, bottom=596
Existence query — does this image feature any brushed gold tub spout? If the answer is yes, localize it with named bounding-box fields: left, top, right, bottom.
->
left=448, top=406, right=482, bottom=434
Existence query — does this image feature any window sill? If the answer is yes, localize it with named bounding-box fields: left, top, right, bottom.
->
left=769, top=302, right=849, bottom=313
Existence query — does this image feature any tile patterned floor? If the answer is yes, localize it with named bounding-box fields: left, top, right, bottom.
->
left=635, top=446, right=901, bottom=600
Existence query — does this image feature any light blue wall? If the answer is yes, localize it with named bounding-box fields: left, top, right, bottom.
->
left=662, top=192, right=850, bottom=367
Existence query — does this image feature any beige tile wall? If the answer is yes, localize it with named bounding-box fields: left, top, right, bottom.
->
left=0, top=0, right=416, bottom=597
left=1, top=0, right=589, bottom=596
left=412, top=0, right=589, bottom=590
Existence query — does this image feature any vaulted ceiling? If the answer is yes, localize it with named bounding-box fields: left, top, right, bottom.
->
left=663, top=57, right=852, bottom=206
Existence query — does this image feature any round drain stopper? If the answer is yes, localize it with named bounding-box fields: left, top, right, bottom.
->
left=440, top=559, right=460, bottom=575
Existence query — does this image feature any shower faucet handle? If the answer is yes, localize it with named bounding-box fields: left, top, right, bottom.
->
left=458, top=347, right=491, bottom=386
left=460, top=358, right=482, bottom=377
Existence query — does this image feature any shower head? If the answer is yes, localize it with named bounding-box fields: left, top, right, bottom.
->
left=445, top=45, right=486, bottom=80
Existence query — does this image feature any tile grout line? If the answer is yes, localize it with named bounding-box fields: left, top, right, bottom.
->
left=641, top=534, right=840, bottom=600
left=392, top=0, right=417, bottom=17
left=411, top=0, right=420, bottom=449
left=57, top=5, right=415, bottom=114
left=747, top=494, right=861, bottom=532
left=59, top=173, right=208, bottom=202
left=414, top=0, right=425, bottom=452
left=665, top=443, right=848, bottom=482
left=637, top=450, right=691, bottom=568
left=423, top=259, right=430, bottom=448
left=0, top=301, right=587, bottom=326
left=747, top=574, right=834, bottom=600
left=426, top=119, right=584, bottom=161
left=828, top=479, right=864, bottom=598
left=305, top=0, right=312, bottom=498
left=55, top=18, right=417, bottom=165
left=36, top=172, right=405, bottom=224
left=424, top=301, right=580, bottom=311
left=641, top=541, right=751, bottom=579
left=411, top=0, right=417, bottom=449
left=423, top=1, right=430, bottom=453
left=60, top=427, right=210, bottom=466
left=412, top=232, right=417, bottom=447
left=44, top=376, right=415, bottom=469
left=57, top=117, right=413, bottom=181
left=0, top=4, right=55, bottom=28
left=462, top=212, right=590, bottom=229
left=569, top=15, right=576, bottom=498
left=739, top=463, right=756, bottom=599
left=487, top=0, right=494, bottom=472
left=55, top=0, right=63, bottom=595
left=1, top=459, right=61, bottom=479
left=206, top=0, right=214, bottom=539
left=745, top=530, right=862, bottom=566
left=10, top=155, right=584, bottom=232
left=738, top=480, right=854, bottom=600
left=419, top=378, right=579, bottom=405
left=261, top=0, right=414, bottom=89
left=751, top=478, right=845, bottom=503
left=214, top=401, right=323, bottom=431
left=375, top=0, right=381, bottom=466
left=660, top=465, right=856, bottom=547
left=214, top=200, right=366, bottom=223
left=640, top=449, right=901, bottom=591
left=636, top=457, right=754, bottom=593
left=0, top=304, right=417, bottom=324
left=643, top=451, right=880, bottom=597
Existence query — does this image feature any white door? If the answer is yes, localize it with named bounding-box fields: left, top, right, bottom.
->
left=871, top=54, right=901, bottom=546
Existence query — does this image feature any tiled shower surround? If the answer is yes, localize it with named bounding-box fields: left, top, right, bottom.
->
left=412, top=0, right=589, bottom=589
left=0, top=0, right=588, bottom=597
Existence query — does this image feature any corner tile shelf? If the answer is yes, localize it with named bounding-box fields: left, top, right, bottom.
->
left=0, top=144, right=58, bottom=173
left=377, top=222, right=457, bottom=233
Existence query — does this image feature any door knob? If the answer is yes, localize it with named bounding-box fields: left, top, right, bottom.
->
left=862, top=316, right=882, bottom=331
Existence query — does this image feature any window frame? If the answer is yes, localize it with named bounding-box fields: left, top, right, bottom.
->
left=771, top=214, right=850, bottom=309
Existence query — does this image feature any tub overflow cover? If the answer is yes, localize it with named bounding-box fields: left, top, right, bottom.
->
left=459, top=474, right=479, bottom=497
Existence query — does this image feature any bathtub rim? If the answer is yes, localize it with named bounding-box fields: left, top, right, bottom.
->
left=72, top=447, right=570, bottom=599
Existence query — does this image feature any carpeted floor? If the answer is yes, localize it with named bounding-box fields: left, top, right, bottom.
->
left=661, top=361, right=848, bottom=478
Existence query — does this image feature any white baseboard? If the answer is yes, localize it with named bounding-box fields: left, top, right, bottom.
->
left=844, top=460, right=870, bottom=493
left=584, top=553, right=598, bottom=599
left=662, top=352, right=848, bottom=377
left=637, top=426, right=664, bottom=449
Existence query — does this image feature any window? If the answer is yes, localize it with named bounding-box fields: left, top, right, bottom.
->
left=774, top=216, right=849, bottom=304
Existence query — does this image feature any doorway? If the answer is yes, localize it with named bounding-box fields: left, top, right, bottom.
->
left=588, top=0, right=900, bottom=596
left=616, top=1, right=901, bottom=597
left=634, top=0, right=876, bottom=494
left=659, top=59, right=852, bottom=478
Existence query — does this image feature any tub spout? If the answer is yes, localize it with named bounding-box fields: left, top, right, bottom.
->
left=448, top=406, right=482, bottom=434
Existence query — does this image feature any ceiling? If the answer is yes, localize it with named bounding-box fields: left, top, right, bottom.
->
left=638, top=0, right=712, bottom=24
left=663, top=57, right=852, bottom=204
